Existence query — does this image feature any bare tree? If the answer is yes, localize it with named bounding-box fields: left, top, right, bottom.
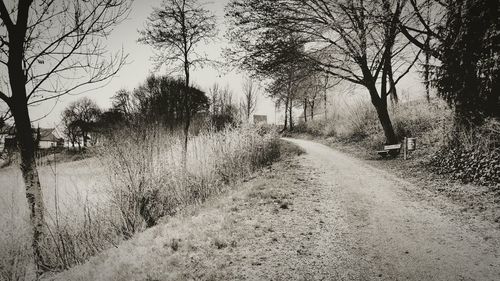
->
left=208, top=84, right=239, bottom=130
left=0, top=0, right=130, bottom=273
left=62, top=97, right=101, bottom=149
left=139, top=0, right=217, bottom=162
left=208, top=83, right=221, bottom=115
left=61, top=110, right=81, bottom=150
left=241, top=77, right=259, bottom=122
left=112, top=88, right=134, bottom=117
left=227, top=0, right=419, bottom=144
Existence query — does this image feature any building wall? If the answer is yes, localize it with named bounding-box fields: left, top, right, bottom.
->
left=39, top=140, right=57, bottom=149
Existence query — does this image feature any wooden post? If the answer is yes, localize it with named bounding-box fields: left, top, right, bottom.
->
left=403, top=137, right=407, bottom=160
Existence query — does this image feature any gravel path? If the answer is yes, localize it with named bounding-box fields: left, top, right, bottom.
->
left=279, top=138, right=500, bottom=281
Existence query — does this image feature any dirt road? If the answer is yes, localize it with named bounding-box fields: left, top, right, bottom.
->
left=280, top=138, right=500, bottom=281
left=51, top=138, right=500, bottom=281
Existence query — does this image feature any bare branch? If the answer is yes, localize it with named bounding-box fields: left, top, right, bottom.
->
left=0, top=0, right=14, bottom=32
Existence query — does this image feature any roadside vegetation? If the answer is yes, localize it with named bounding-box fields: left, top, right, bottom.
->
left=0, top=125, right=280, bottom=280
left=47, top=140, right=303, bottom=281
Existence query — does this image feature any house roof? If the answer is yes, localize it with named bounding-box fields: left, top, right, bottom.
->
left=0, top=126, right=61, bottom=142
left=39, top=128, right=61, bottom=142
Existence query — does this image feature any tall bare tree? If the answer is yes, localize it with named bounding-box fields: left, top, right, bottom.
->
left=241, top=77, right=259, bottom=122
left=0, top=0, right=130, bottom=273
left=139, top=0, right=217, bottom=161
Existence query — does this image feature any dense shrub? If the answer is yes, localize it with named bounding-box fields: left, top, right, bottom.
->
left=430, top=120, right=500, bottom=187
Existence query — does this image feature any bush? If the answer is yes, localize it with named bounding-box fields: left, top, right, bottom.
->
left=430, top=120, right=500, bottom=187
left=0, top=225, right=34, bottom=281
left=99, top=125, right=280, bottom=237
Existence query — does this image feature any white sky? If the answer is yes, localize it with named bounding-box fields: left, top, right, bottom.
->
left=26, top=0, right=425, bottom=128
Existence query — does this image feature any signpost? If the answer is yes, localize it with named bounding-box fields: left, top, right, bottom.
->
left=403, top=137, right=417, bottom=160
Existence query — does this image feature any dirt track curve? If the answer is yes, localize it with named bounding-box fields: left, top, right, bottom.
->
left=280, top=138, right=500, bottom=281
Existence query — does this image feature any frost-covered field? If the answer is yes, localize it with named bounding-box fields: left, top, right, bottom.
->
left=0, top=158, right=106, bottom=224
left=0, top=158, right=107, bottom=280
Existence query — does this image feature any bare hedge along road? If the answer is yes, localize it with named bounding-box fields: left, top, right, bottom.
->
left=281, top=138, right=500, bottom=281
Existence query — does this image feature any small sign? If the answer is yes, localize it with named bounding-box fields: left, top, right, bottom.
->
left=407, top=138, right=416, bottom=151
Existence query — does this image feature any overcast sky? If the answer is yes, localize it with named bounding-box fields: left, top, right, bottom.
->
left=26, top=0, right=276, bottom=128
left=24, top=0, right=425, bottom=128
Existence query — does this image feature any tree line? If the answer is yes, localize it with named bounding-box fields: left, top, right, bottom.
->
left=60, top=74, right=260, bottom=152
left=225, top=0, right=499, bottom=142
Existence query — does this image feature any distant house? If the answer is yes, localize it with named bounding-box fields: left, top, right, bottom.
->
left=0, top=126, right=64, bottom=151
left=253, top=115, right=268, bottom=124
left=38, top=128, right=64, bottom=149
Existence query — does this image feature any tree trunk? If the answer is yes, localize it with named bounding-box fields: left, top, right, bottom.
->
left=183, top=111, right=190, bottom=160
left=424, top=0, right=431, bottom=103
left=324, top=91, right=327, bottom=120
left=182, top=98, right=190, bottom=167
left=289, top=98, right=293, bottom=130
left=7, top=24, right=47, bottom=273
left=11, top=95, right=47, bottom=275
left=310, top=100, right=315, bottom=121
left=283, top=97, right=289, bottom=131
left=303, top=98, right=307, bottom=123
left=368, top=87, right=398, bottom=145
left=182, top=49, right=190, bottom=167
left=374, top=102, right=398, bottom=145
left=424, top=36, right=431, bottom=103
left=83, top=132, right=88, bottom=147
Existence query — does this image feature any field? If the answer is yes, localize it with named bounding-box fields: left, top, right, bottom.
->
left=0, top=158, right=106, bottom=280
left=0, top=157, right=105, bottom=229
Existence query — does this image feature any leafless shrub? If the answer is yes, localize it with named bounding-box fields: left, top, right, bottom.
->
left=0, top=226, right=34, bottom=281
left=40, top=202, right=120, bottom=271
left=99, top=125, right=280, bottom=238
